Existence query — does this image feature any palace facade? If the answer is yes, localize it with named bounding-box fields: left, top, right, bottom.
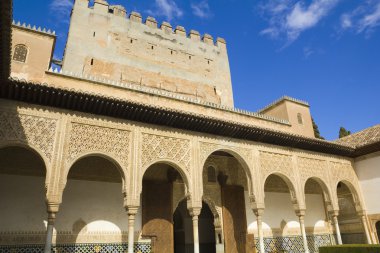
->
left=0, top=0, right=379, bottom=253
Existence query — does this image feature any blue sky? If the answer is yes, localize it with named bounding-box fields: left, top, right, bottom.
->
left=13, top=0, right=380, bottom=140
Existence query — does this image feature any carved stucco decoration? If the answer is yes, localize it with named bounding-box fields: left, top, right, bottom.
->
left=199, top=141, right=252, bottom=167
left=0, top=111, right=57, bottom=164
left=140, top=133, right=191, bottom=172
left=298, top=157, right=328, bottom=184
left=260, top=151, right=294, bottom=182
left=329, top=161, right=364, bottom=211
left=66, top=122, right=130, bottom=172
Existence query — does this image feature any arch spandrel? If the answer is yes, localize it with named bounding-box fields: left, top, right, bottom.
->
left=329, top=161, right=365, bottom=212
left=199, top=141, right=257, bottom=205
left=0, top=111, right=58, bottom=166
left=259, top=151, right=305, bottom=209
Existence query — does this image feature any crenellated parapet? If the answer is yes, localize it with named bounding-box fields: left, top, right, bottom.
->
left=12, top=20, right=56, bottom=37
left=75, top=0, right=225, bottom=48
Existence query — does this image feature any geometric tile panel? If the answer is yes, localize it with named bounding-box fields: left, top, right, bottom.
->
left=254, top=234, right=334, bottom=253
left=0, top=243, right=151, bottom=253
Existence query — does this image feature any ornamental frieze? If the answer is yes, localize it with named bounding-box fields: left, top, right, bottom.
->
left=298, top=156, right=328, bottom=184
left=259, top=151, right=293, bottom=181
left=67, top=123, right=130, bottom=167
left=0, top=111, right=57, bottom=163
left=199, top=141, right=252, bottom=166
left=140, top=133, right=191, bottom=171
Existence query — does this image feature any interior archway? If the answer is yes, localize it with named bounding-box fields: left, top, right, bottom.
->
left=141, top=162, right=186, bottom=253
left=56, top=155, right=126, bottom=244
left=304, top=178, right=332, bottom=251
left=0, top=146, right=47, bottom=237
left=173, top=200, right=216, bottom=253
left=202, top=151, right=250, bottom=253
left=263, top=174, right=299, bottom=252
left=376, top=221, right=380, bottom=243
left=336, top=181, right=366, bottom=244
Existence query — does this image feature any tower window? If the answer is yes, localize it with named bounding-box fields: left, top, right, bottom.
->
left=297, top=113, right=303, bottom=124
left=151, top=45, right=154, bottom=50
left=189, top=55, right=192, bottom=60
left=130, top=39, right=133, bottom=43
left=90, top=58, right=94, bottom=65
left=207, top=166, right=216, bottom=182
left=13, top=44, right=28, bottom=63
left=93, top=31, right=96, bottom=37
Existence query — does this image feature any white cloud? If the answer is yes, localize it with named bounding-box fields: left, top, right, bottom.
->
left=259, top=0, right=339, bottom=43
left=49, top=0, right=73, bottom=21
left=148, top=0, right=183, bottom=21
left=340, top=1, right=380, bottom=35
left=191, top=1, right=212, bottom=19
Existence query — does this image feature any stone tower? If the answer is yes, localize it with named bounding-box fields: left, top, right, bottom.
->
left=62, top=0, right=234, bottom=106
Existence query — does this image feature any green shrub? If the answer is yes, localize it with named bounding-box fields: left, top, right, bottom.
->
left=319, top=244, right=380, bottom=253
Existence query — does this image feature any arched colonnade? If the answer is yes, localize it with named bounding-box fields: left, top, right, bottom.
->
left=0, top=107, right=373, bottom=253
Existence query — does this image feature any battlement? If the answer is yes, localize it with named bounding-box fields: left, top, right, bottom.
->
left=12, top=20, right=56, bottom=37
left=62, top=0, right=234, bottom=107
left=75, top=0, right=226, bottom=48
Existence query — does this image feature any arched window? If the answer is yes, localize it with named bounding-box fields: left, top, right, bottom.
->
left=297, top=113, right=303, bottom=124
left=207, top=166, right=216, bottom=183
left=13, top=44, right=28, bottom=63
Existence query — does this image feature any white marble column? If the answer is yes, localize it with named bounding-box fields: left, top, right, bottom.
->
left=44, top=211, right=56, bottom=253
left=297, top=210, right=310, bottom=253
left=190, top=207, right=201, bottom=253
left=254, top=208, right=265, bottom=253
left=126, top=206, right=139, bottom=253
left=331, top=211, right=342, bottom=245
left=359, top=213, right=372, bottom=244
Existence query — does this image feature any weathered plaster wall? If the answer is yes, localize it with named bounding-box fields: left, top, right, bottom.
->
left=10, top=26, right=55, bottom=81
left=62, top=0, right=233, bottom=106
left=354, top=152, right=380, bottom=215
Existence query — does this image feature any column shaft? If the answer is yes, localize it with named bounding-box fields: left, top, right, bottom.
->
left=44, top=212, right=56, bottom=253
left=257, top=214, right=265, bottom=253
left=128, top=213, right=136, bottom=253
left=361, top=215, right=372, bottom=244
left=192, top=215, right=200, bottom=253
left=332, top=215, right=343, bottom=245
left=298, top=215, right=310, bottom=253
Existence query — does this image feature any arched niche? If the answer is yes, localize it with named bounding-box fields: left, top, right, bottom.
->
left=336, top=181, right=366, bottom=244
left=263, top=174, right=300, bottom=238
left=304, top=178, right=331, bottom=239
left=0, top=145, right=47, bottom=234
left=56, top=155, right=126, bottom=244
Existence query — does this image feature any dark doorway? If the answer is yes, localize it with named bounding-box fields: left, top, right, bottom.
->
left=376, top=221, right=380, bottom=243
left=173, top=200, right=216, bottom=253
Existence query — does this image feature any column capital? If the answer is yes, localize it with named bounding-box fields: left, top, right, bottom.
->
left=126, top=205, right=139, bottom=216
left=189, top=207, right=201, bottom=217
left=46, top=201, right=60, bottom=214
left=330, top=210, right=340, bottom=217
left=253, top=208, right=265, bottom=217
left=295, top=209, right=306, bottom=217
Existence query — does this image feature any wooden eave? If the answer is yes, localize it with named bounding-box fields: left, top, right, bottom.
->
left=0, top=78, right=355, bottom=157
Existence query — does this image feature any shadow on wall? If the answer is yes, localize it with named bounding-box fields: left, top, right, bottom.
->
left=55, top=155, right=128, bottom=244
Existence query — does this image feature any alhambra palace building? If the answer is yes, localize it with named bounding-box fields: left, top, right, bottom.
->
left=0, top=0, right=379, bottom=253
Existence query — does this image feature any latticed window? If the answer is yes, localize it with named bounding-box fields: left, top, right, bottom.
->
left=13, top=44, right=28, bottom=62
left=297, top=113, right=303, bottom=124
left=207, top=166, right=216, bottom=182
